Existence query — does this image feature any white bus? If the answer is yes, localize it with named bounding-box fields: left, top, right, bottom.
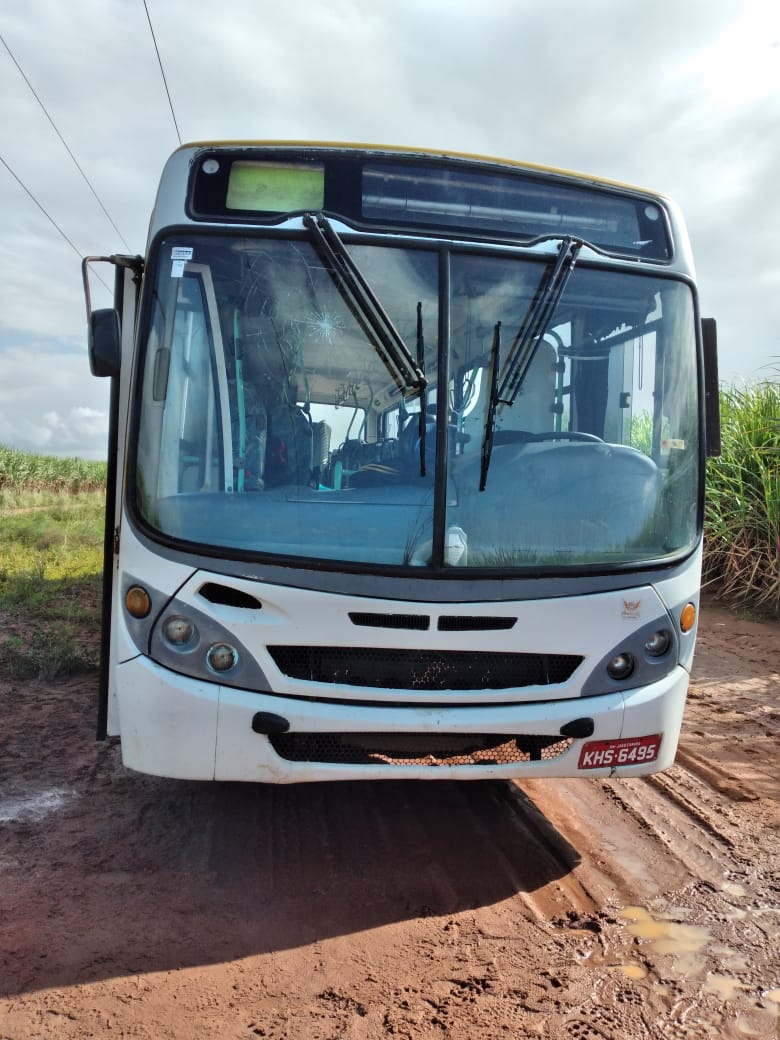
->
left=83, top=142, right=719, bottom=783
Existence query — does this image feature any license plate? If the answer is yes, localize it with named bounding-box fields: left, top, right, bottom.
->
left=578, top=734, right=662, bottom=770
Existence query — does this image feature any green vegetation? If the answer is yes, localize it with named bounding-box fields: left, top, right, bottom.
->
left=703, top=380, right=780, bottom=617
left=0, top=448, right=106, bottom=678
left=0, top=444, right=106, bottom=498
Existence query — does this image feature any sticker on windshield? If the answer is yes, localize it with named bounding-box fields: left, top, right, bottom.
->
left=171, top=246, right=193, bottom=279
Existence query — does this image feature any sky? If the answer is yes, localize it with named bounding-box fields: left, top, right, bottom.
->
left=0, top=0, right=778, bottom=459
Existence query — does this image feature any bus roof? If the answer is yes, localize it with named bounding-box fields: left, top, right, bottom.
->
left=177, top=140, right=666, bottom=201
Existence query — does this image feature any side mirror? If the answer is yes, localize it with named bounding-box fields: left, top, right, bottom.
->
left=88, top=308, right=121, bottom=378
left=701, top=318, right=720, bottom=457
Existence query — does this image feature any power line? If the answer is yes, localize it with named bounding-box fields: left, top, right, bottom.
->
left=0, top=152, right=112, bottom=294
left=142, top=0, right=182, bottom=145
left=0, top=152, right=83, bottom=257
left=0, top=31, right=131, bottom=251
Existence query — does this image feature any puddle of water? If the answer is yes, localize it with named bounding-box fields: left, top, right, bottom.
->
left=0, top=788, right=70, bottom=823
left=609, top=962, right=649, bottom=981
left=711, top=945, right=750, bottom=973
left=619, top=906, right=711, bottom=973
left=704, top=973, right=749, bottom=1001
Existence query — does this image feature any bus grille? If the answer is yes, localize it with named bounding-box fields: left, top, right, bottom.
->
left=266, top=646, right=582, bottom=691
left=268, top=732, right=574, bottom=767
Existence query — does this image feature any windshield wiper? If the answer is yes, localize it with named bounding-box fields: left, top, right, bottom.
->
left=416, top=301, right=428, bottom=476
left=479, top=236, right=583, bottom=491
left=479, top=321, right=502, bottom=491
left=303, top=213, right=427, bottom=395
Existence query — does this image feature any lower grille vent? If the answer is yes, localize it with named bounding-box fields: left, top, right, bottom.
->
left=267, top=646, right=582, bottom=691
left=269, top=732, right=574, bottom=766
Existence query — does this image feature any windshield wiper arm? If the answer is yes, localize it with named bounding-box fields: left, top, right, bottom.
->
left=479, top=321, right=502, bottom=491
left=416, top=301, right=428, bottom=477
left=498, top=236, right=582, bottom=407
left=479, top=236, right=583, bottom=491
left=303, top=213, right=427, bottom=395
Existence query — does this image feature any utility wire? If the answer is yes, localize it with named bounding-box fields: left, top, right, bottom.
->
left=0, top=31, right=131, bottom=251
left=1, top=152, right=83, bottom=258
left=0, top=153, right=112, bottom=294
left=142, top=0, right=182, bottom=145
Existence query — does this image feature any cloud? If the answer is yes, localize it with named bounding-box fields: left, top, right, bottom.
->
left=0, top=339, right=109, bottom=458
left=0, top=0, right=778, bottom=459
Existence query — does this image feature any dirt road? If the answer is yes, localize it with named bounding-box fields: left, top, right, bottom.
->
left=1, top=597, right=778, bottom=1039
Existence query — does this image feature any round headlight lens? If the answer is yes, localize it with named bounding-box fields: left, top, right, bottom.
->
left=607, top=653, right=635, bottom=681
left=644, top=629, right=672, bottom=657
left=163, top=615, right=198, bottom=648
left=206, top=642, right=239, bottom=673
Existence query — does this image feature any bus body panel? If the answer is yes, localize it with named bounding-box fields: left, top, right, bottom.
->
left=112, top=653, right=688, bottom=782
left=151, top=573, right=681, bottom=704
left=115, top=658, right=219, bottom=779
left=111, top=527, right=702, bottom=718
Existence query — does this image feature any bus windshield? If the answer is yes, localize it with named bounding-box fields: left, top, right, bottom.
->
left=133, top=230, right=699, bottom=570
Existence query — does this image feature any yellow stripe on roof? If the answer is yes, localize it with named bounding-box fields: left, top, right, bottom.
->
left=177, top=140, right=662, bottom=197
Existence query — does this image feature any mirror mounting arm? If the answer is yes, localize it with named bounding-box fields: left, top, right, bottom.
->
left=82, top=255, right=144, bottom=379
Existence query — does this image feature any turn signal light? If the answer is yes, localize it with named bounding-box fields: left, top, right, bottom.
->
left=125, top=585, right=151, bottom=618
left=680, top=602, right=696, bottom=633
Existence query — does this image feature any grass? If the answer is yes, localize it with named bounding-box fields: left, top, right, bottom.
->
left=0, top=476, right=106, bottom=680
left=703, top=380, right=780, bottom=617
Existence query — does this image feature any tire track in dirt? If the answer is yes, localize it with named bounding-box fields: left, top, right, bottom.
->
left=675, top=744, right=762, bottom=804
left=516, top=746, right=780, bottom=1039
left=203, top=778, right=589, bottom=949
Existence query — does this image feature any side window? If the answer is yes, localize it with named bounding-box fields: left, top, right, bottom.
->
left=137, top=265, right=232, bottom=507
left=161, top=277, right=217, bottom=493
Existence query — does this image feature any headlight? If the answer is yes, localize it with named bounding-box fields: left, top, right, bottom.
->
left=149, top=591, right=267, bottom=690
left=206, top=642, right=239, bottom=673
left=644, top=629, right=672, bottom=657
left=162, top=615, right=198, bottom=649
left=607, top=653, right=635, bottom=681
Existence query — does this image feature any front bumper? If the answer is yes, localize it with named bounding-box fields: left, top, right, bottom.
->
left=114, top=656, right=689, bottom=782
